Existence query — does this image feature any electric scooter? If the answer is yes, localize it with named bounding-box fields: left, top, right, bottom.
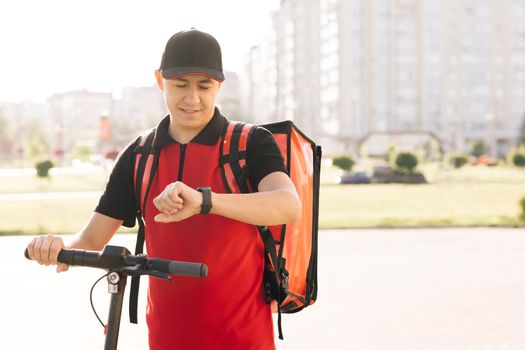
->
left=25, top=245, right=208, bottom=350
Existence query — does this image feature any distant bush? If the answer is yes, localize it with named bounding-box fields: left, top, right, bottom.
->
left=332, top=155, right=355, bottom=172
left=512, top=153, right=525, bottom=167
left=71, top=143, right=94, bottom=161
left=35, top=160, right=54, bottom=178
left=507, top=146, right=525, bottom=167
left=450, top=154, right=469, bottom=169
left=470, top=140, right=486, bottom=158
left=395, top=152, right=418, bottom=174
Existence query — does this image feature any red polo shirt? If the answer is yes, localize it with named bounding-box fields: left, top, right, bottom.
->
left=96, top=109, right=285, bottom=349
left=145, top=142, right=274, bottom=349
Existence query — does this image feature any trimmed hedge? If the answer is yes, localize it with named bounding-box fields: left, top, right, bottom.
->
left=513, top=153, right=525, bottom=167
left=332, top=155, right=355, bottom=172
left=395, top=152, right=418, bottom=174
left=35, top=160, right=54, bottom=178
left=450, top=155, right=469, bottom=169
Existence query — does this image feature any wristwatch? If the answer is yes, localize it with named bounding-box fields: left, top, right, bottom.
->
left=196, top=187, right=212, bottom=214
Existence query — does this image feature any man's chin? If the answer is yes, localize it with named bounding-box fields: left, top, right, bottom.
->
left=171, top=115, right=207, bottom=128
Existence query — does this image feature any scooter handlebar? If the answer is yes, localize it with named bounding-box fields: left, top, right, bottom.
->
left=24, top=246, right=208, bottom=278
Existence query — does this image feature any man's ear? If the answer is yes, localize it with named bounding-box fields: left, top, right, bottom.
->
left=155, top=70, right=164, bottom=92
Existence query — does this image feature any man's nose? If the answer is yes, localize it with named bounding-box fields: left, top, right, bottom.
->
left=184, top=87, right=200, bottom=104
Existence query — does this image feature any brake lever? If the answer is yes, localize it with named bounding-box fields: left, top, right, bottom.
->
left=146, top=270, right=172, bottom=280
left=118, top=265, right=171, bottom=281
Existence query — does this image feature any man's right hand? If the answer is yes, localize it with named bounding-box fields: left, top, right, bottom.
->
left=27, top=235, right=69, bottom=273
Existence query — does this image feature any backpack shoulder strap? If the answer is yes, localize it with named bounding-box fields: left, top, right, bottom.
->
left=130, top=127, right=159, bottom=324
left=219, top=120, right=255, bottom=194
left=133, top=128, right=158, bottom=215
left=220, top=120, right=286, bottom=339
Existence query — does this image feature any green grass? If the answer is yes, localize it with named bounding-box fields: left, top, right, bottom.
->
left=320, top=183, right=525, bottom=228
left=0, top=197, right=100, bottom=235
left=0, top=197, right=138, bottom=235
left=2, top=182, right=524, bottom=235
left=0, top=172, right=108, bottom=193
left=420, top=163, right=525, bottom=183
left=1, top=165, right=524, bottom=235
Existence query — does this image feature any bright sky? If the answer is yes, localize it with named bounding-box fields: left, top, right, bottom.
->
left=0, top=0, right=279, bottom=103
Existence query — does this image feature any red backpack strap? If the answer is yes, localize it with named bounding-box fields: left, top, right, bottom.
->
left=220, top=121, right=255, bottom=194
left=220, top=120, right=288, bottom=339
left=133, top=129, right=157, bottom=215
left=130, top=127, right=159, bottom=324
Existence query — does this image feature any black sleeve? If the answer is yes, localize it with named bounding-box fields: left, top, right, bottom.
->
left=247, top=126, right=287, bottom=191
left=94, top=138, right=139, bottom=228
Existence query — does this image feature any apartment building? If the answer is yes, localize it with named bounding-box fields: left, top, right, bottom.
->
left=272, top=0, right=321, bottom=136
left=245, top=0, right=525, bottom=156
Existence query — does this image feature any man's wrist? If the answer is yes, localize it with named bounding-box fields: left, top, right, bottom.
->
left=196, top=187, right=212, bottom=214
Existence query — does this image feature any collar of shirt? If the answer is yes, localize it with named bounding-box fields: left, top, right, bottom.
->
left=152, top=107, right=227, bottom=148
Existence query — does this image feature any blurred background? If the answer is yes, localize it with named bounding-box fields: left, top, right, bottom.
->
left=0, top=0, right=524, bottom=232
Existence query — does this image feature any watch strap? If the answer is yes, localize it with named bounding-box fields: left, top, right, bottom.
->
left=197, top=187, right=212, bottom=214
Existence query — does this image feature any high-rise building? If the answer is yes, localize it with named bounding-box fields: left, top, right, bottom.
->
left=242, top=39, right=278, bottom=124
left=245, top=0, right=525, bottom=156
left=273, top=0, right=321, bottom=137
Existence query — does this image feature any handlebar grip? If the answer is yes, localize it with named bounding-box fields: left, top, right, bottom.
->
left=24, top=248, right=76, bottom=261
left=24, top=247, right=95, bottom=267
left=149, top=259, right=208, bottom=278
left=57, top=249, right=83, bottom=266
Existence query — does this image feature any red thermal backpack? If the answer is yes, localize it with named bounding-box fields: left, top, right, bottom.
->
left=129, top=119, right=321, bottom=339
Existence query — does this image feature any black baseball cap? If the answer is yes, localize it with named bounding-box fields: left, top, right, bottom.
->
left=160, top=29, right=225, bottom=82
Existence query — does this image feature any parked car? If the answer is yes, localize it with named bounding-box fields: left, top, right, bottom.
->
left=371, top=165, right=427, bottom=184
left=339, top=171, right=371, bottom=184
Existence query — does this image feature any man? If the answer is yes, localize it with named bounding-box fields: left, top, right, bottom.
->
left=26, top=28, right=300, bottom=349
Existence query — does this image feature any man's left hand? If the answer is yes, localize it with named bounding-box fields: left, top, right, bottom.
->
left=153, top=181, right=204, bottom=223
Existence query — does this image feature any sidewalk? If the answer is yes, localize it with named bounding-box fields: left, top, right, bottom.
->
left=4, top=228, right=525, bottom=349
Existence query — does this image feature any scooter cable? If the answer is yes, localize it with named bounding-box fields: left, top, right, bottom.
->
left=90, top=272, right=110, bottom=328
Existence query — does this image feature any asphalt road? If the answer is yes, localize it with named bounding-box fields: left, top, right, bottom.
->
left=3, top=228, right=525, bottom=350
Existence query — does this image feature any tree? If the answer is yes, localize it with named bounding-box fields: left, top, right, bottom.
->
left=450, top=154, right=469, bottom=169
left=332, top=155, right=355, bottom=172
left=35, top=160, right=54, bottom=178
left=471, top=140, right=486, bottom=158
left=395, top=152, right=418, bottom=174
left=386, top=144, right=397, bottom=162
left=507, top=146, right=525, bottom=167
left=25, top=119, right=49, bottom=161
left=513, top=153, right=525, bottom=167
left=71, top=142, right=94, bottom=161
